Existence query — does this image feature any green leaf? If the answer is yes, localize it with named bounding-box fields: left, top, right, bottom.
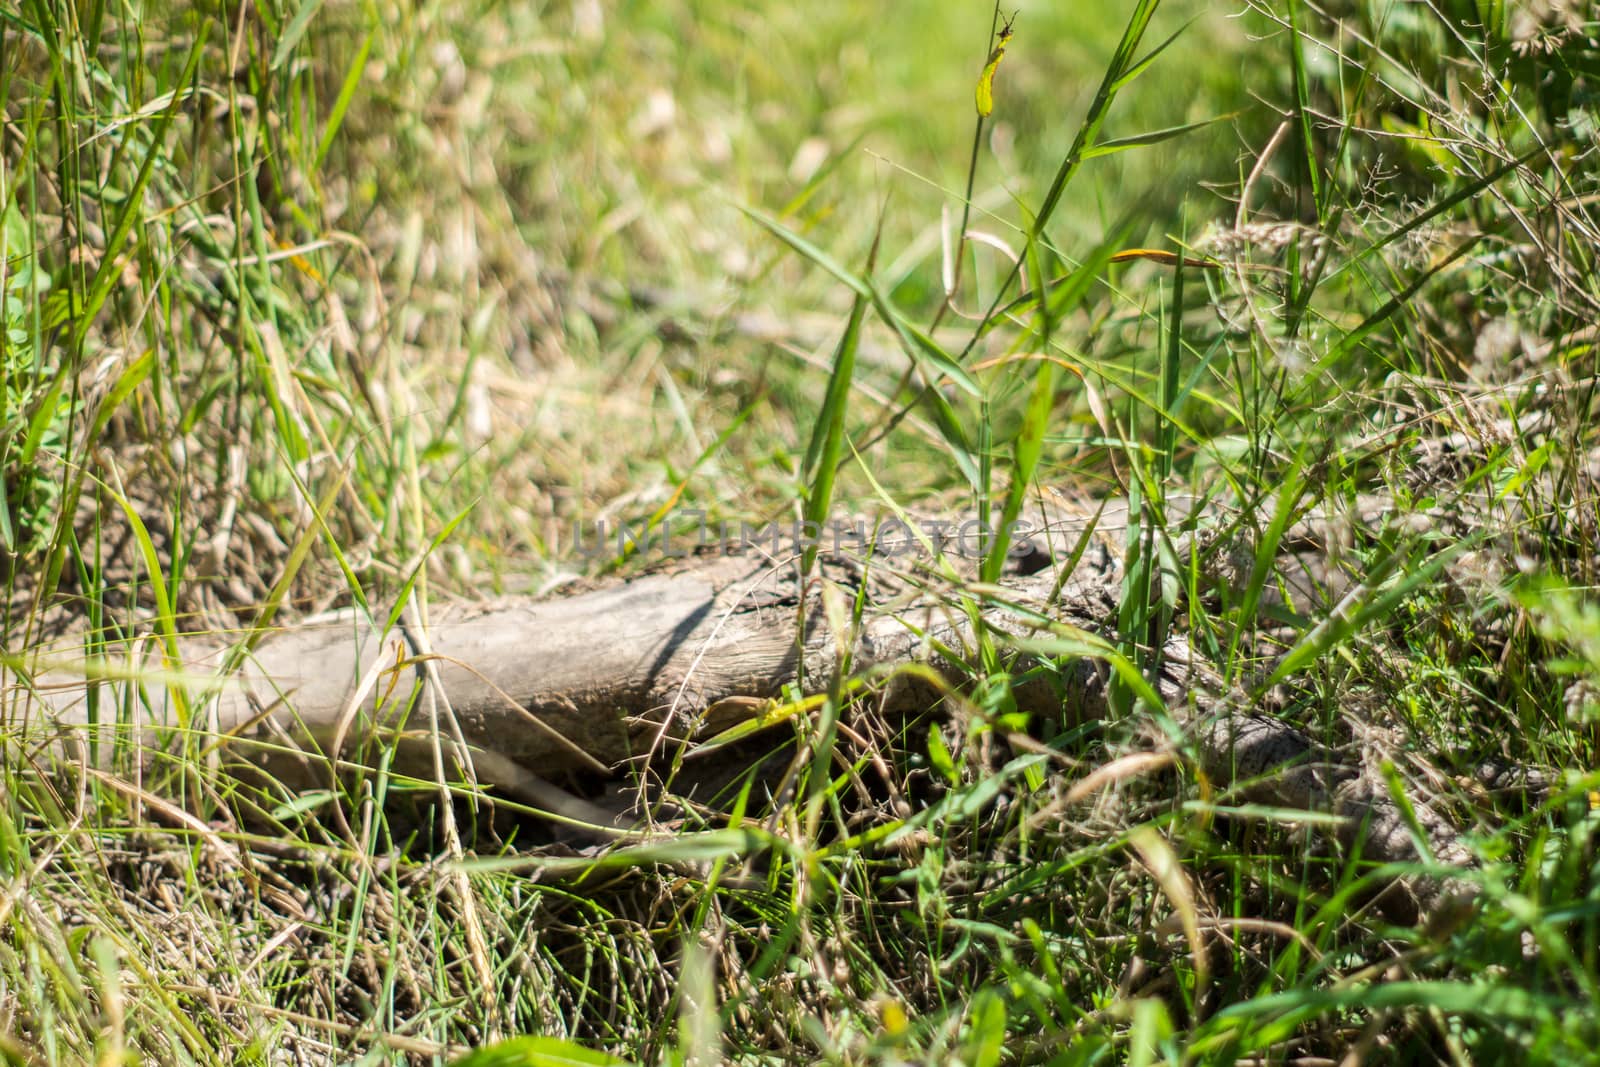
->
left=1081, top=113, right=1235, bottom=160
left=76, top=31, right=207, bottom=349
left=89, top=348, right=154, bottom=441
left=1008, top=630, right=1168, bottom=715
left=800, top=257, right=870, bottom=576
left=101, top=480, right=188, bottom=728
left=1225, top=460, right=1304, bottom=683
left=872, top=297, right=982, bottom=398
left=737, top=203, right=981, bottom=397
left=927, top=726, right=958, bottom=786
left=1210, top=979, right=1560, bottom=1026
left=1285, top=0, right=1324, bottom=215
left=457, top=827, right=780, bottom=877
left=985, top=353, right=1053, bottom=584
left=736, top=203, right=868, bottom=299
left=451, top=1036, right=634, bottom=1067
left=315, top=23, right=375, bottom=167
left=964, top=988, right=1008, bottom=1067
left=1032, top=0, right=1162, bottom=236
left=1265, top=540, right=1466, bottom=689
left=270, top=0, right=325, bottom=71
left=0, top=479, right=14, bottom=552
left=382, top=498, right=477, bottom=635
left=1329, top=237, right=1482, bottom=361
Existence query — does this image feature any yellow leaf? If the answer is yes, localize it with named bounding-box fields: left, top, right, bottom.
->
left=975, top=13, right=1017, bottom=118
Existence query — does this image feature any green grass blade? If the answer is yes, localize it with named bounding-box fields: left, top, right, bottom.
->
left=270, top=0, right=325, bottom=70
left=1329, top=236, right=1482, bottom=360
left=1224, top=459, right=1303, bottom=684
left=1081, top=113, right=1235, bottom=160
left=740, top=202, right=982, bottom=398
left=100, top=479, right=188, bottom=729
left=1266, top=539, right=1467, bottom=689
left=450, top=1035, right=635, bottom=1067
left=800, top=287, right=867, bottom=576
left=314, top=23, right=375, bottom=170
left=1285, top=0, right=1324, bottom=217
left=74, top=31, right=207, bottom=350
left=984, top=240, right=1057, bottom=584
left=1158, top=242, right=1185, bottom=480
left=1032, top=0, right=1162, bottom=236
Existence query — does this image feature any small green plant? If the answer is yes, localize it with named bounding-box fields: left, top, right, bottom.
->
left=0, top=201, right=72, bottom=560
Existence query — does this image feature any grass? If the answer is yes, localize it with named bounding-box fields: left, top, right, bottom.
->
left=3, top=0, right=1600, bottom=1063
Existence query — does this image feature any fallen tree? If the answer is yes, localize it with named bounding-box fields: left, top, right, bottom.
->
left=4, top=469, right=1540, bottom=922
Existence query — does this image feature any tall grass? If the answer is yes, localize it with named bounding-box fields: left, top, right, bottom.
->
left=2, top=0, right=1598, bottom=1063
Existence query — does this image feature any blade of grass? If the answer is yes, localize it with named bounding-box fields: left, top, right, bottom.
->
left=800, top=284, right=868, bottom=578
left=1224, top=458, right=1304, bottom=685
left=1081, top=113, right=1237, bottom=160
left=1285, top=0, right=1324, bottom=219
left=314, top=23, right=375, bottom=170
left=99, top=476, right=188, bottom=730
left=1265, top=538, right=1467, bottom=689
left=738, top=202, right=981, bottom=398
left=73, top=32, right=207, bottom=352
left=982, top=238, right=1056, bottom=584
left=955, top=0, right=1166, bottom=366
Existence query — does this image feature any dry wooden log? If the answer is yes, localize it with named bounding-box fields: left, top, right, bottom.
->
left=0, top=492, right=1493, bottom=921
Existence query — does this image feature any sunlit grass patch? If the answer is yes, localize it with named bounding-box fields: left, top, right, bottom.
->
left=2, top=0, right=1598, bottom=1062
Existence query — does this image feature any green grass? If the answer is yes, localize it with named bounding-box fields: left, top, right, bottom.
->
left=3, top=0, right=1600, bottom=1062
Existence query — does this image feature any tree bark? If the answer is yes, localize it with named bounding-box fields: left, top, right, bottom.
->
left=3, top=496, right=1491, bottom=919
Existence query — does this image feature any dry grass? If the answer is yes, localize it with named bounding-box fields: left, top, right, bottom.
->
left=3, top=0, right=1599, bottom=1063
